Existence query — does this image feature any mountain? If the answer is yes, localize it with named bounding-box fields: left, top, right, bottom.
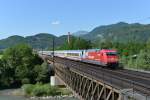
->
left=0, top=33, right=68, bottom=50
left=1, top=22, right=150, bottom=49
left=82, top=22, right=150, bottom=43
left=72, top=31, right=88, bottom=37
left=26, top=33, right=56, bottom=49
left=0, top=35, right=27, bottom=49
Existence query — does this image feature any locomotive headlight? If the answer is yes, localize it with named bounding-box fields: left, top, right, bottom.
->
left=110, top=58, right=114, bottom=61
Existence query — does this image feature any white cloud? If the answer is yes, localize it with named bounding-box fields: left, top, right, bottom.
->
left=51, top=21, right=60, bottom=25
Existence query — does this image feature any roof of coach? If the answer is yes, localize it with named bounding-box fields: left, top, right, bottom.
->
left=101, top=49, right=117, bottom=52
left=85, top=49, right=100, bottom=52
left=54, top=50, right=83, bottom=53
left=63, top=50, right=83, bottom=53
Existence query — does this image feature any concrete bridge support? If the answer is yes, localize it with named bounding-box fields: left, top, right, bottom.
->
left=50, top=76, right=64, bottom=86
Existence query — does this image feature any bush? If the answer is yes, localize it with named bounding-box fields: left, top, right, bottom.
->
left=22, top=84, right=34, bottom=96
left=47, top=86, right=61, bottom=96
left=22, top=83, right=61, bottom=97
left=32, top=83, right=48, bottom=96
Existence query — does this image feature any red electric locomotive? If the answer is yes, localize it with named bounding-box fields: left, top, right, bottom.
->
left=84, top=49, right=119, bottom=68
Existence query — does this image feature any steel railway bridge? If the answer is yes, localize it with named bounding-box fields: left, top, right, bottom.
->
left=40, top=54, right=150, bottom=100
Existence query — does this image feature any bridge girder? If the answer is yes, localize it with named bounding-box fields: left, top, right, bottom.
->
left=55, top=63, right=122, bottom=100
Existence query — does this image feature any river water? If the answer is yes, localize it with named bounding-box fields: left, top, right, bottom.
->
left=0, top=95, right=27, bottom=100
left=0, top=89, right=27, bottom=100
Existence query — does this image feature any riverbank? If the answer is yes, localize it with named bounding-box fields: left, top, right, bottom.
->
left=0, top=89, right=78, bottom=100
left=0, top=85, right=78, bottom=100
left=0, top=89, right=23, bottom=96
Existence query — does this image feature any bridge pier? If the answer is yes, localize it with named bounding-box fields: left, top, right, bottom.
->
left=50, top=75, right=64, bottom=86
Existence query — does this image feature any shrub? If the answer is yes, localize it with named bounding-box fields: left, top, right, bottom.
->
left=22, top=83, right=61, bottom=97
left=47, top=86, right=61, bottom=96
left=22, top=84, right=34, bottom=96
left=32, top=85, right=47, bottom=96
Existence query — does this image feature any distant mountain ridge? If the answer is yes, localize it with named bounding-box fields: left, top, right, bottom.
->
left=72, top=31, right=88, bottom=36
left=82, top=22, right=150, bottom=43
left=0, top=33, right=68, bottom=49
left=1, top=22, right=150, bottom=49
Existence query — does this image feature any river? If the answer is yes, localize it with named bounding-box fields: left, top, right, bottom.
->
left=0, top=95, right=27, bottom=100
left=0, top=89, right=27, bottom=100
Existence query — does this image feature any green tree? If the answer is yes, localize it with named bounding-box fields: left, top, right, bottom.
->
left=58, top=36, right=92, bottom=50
left=73, top=38, right=92, bottom=49
left=135, top=50, right=150, bottom=70
left=146, top=38, right=150, bottom=50
left=34, top=62, right=49, bottom=83
left=0, top=44, right=44, bottom=87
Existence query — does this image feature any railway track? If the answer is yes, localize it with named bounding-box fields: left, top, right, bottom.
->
left=118, top=69, right=150, bottom=80
left=53, top=56, right=150, bottom=96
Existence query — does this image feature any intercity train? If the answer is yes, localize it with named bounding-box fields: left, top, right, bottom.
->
left=39, top=49, right=119, bottom=68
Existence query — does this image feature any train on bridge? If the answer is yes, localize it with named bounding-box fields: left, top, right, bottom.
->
left=39, top=49, right=119, bottom=68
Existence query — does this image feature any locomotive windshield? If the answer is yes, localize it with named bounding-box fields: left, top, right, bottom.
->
left=106, top=52, right=117, bottom=56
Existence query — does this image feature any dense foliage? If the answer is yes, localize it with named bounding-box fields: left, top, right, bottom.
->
left=0, top=44, right=50, bottom=89
left=0, top=50, right=3, bottom=55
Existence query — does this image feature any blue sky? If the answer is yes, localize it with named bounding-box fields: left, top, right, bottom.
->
left=0, top=0, right=150, bottom=39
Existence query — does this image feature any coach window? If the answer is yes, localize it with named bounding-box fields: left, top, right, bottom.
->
left=82, top=51, right=83, bottom=55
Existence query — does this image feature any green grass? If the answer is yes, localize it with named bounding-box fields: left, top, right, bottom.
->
left=59, top=88, right=72, bottom=95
